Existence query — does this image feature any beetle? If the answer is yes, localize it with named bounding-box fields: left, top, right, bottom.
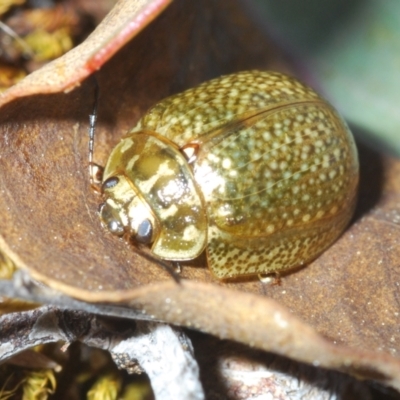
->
left=90, top=70, right=359, bottom=280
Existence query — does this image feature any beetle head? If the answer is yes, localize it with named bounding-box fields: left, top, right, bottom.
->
left=99, top=174, right=158, bottom=245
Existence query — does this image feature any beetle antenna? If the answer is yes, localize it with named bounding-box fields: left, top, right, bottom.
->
left=88, top=77, right=103, bottom=192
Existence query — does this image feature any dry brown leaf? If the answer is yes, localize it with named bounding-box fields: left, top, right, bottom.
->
left=1, top=0, right=400, bottom=392
left=0, top=0, right=288, bottom=293
left=0, top=0, right=172, bottom=105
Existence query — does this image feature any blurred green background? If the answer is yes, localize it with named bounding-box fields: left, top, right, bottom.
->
left=254, top=0, right=400, bottom=155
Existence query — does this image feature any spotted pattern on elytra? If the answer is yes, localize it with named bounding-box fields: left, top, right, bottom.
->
left=133, top=71, right=321, bottom=146
left=102, top=70, right=359, bottom=280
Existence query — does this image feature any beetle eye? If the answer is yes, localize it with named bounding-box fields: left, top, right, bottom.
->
left=102, top=176, right=119, bottom=191
left=99, top=202, right=125, bottom=237
left=108, top=220, right=124, bottom=236
left=136, top=219, right=153, bottom=244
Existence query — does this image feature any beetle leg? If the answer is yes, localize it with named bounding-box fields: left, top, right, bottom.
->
left=134, top=244, right=181, bottom=284
left=172, top=262, right=182, bottom=274
left=89, top=162, right=104, bottom=194
left=258, top=272, right=281, bottom=286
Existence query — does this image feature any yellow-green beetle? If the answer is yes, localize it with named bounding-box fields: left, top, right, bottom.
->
left=97, top=70, right=359, bottom=280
